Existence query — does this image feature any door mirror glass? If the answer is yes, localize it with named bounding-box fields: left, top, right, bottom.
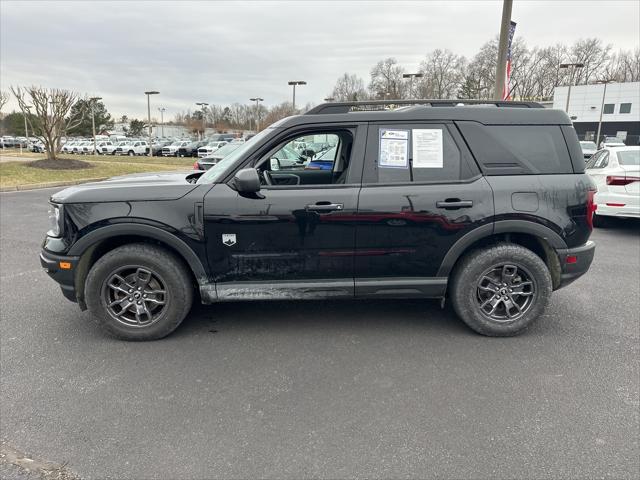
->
left=270, top=158, right=281, bottom=171
left=234, top=168, right=261, bottom=194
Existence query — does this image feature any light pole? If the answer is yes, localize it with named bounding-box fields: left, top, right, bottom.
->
left=196, top=102, right=208, bottom=139
left=249, top=97, right=263, bottom=131
left=324, top=97, right=335, bottom=102
left=23, top=105, right=31, bottom=154
left=403, top=73, right=424, bottom=99
left=144, top=91, right=159, bottom=157
left=494, top=0, right=513, bottom=100
left=287, top=80, right=306, bottom=111
left=559, top=62, right=584, bottom=113
left=89, top=97, right=102, bottom=156
left=158, top=107, right=165, bottom=137
left=595, top=79, right=614, bottom=148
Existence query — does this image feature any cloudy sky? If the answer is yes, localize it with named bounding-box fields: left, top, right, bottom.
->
left=1, top=0, right=639, bottom=119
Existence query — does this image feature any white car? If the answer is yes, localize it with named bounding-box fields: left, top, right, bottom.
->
left=197, top=141, right=228, bottom=158
left=162, top=140, right=191, bottom=157
left=95, top=141, right=117, bottom=155
left=115, top=141, right=149, bottom=156
left=579, top=141, right=597, bottom=159
left=586, top=146, right=640, bottom=225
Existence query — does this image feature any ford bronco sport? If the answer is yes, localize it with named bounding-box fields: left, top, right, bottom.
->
left=41, top=100, right=596, bottom=340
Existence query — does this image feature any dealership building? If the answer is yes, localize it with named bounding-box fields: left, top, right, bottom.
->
left=553, top=82, right=640, bottom=145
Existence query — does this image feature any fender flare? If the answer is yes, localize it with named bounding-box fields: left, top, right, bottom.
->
left=436, top=220, right=567, bottom=277
left=68, top=223, right=208, bottom=281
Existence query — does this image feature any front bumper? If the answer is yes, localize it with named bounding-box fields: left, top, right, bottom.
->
left=556, top=241, right=596, bottom=288
left=40, top=249, right=80, bottom=303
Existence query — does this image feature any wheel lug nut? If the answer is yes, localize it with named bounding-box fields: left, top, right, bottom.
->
left=128, top=289, right=133, bottom=293
left=143, top=294, right=147, bottom=298
left=128, top=297, right=133, bottom=301
left=137, top=301, right=141, bottom=305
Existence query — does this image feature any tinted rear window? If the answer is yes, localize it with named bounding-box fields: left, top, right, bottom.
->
left=456, top=122, right=574, bottom=175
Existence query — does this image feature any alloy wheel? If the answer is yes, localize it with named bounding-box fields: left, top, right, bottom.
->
left=476, top=264, right=536, bottom=322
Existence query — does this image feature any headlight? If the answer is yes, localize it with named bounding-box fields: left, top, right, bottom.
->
left=47, top=204, right=62, bottom=237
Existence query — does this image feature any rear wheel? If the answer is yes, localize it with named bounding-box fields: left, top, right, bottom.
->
left=128, top=150, right=134, bottom=156
left=450, top=243, right=552, bottom=336
left=85, top=244, right=193, bottom=340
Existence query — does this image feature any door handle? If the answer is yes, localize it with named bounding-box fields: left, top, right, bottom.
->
left=436, top=199, right=474, bottom=209
left=306, top=202, right=344, bottom=212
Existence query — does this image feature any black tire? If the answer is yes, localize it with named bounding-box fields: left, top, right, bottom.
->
left=128, top=150, right=134, bottom=156
left=85, top=244, right=194, bottom=340
left=450, top=243, right=552, bottom=337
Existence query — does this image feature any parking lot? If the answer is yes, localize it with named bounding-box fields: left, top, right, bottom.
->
left=0, top=187, right=638, bottom=479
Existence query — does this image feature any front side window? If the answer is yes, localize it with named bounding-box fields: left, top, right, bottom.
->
left=603, top=103, right=615, bottom=114
left=255, top=131, right=352, bottom=186
left=619, top=103, right=632, bottom=114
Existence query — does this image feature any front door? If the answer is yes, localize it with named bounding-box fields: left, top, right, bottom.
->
left=354, top=122, right=494, bottom=297
left=203, top=126, right=366, bottom=300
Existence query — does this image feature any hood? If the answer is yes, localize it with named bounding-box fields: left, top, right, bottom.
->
left=51, top=170, right=198, bottom=203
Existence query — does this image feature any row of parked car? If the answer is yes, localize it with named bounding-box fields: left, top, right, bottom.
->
left=15, top=133, right=250, bottom=157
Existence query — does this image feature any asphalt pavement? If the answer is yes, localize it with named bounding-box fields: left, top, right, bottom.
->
left=1, top=187, right=638, bottom=479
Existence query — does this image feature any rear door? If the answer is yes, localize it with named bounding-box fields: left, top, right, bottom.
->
left=354, top=122, right=493, bottom=298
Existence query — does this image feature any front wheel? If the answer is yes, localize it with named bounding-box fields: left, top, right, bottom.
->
left=450, top=243, right=552, bottom=336
left=128, top=150, right=134, bottom=156
left=85, top=244, right=194, bottom=340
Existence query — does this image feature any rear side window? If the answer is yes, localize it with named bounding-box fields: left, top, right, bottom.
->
left=364, top=123, right=477, bottom=184
left=457, top=122, right=573, bottom=175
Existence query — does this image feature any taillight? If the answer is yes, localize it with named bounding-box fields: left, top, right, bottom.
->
left=586, top=189, right=597, bottom=230
left=606, top=175, right=640, bottom=186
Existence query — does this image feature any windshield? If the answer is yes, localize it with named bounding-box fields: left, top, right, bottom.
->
left=580, top=141, right=596, bottom=149
left=617, top=150, right=640, bottom=166
left=197, top=128, right=272, bottom=184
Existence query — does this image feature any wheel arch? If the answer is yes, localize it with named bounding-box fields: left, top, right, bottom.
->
left=69, top=224, right=208, bottom=309
left=438, top=221, right=566, bottom=290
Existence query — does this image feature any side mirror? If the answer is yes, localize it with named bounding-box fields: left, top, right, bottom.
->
left=234, top=168, right=261, bottom=195
left=270, top=158, right=281, bottom=171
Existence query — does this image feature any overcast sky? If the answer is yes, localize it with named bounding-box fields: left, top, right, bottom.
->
left=1, top=0, right=639, bottom=119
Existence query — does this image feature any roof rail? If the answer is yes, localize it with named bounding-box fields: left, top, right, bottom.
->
left=305, top=99, right=544, bottom=115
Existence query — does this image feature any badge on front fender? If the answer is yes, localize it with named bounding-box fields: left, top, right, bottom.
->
left=222, top=234, right=236, bottom=246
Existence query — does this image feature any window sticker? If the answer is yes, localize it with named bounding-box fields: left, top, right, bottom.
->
left=412, top=129, right=443, bottom=168
left=379, top=129, right=409, bottom=168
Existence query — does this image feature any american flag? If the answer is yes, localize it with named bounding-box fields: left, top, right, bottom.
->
left=503, top=21, right=517, bottom=101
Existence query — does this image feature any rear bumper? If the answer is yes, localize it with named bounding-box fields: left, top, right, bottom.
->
left=556, top=241, right=596, bottom=289
left=40, top=249, right=80, bottom=303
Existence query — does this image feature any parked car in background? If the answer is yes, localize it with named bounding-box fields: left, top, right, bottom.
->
left=178, top=141, right=207, bottom=158
left=194, top=142, right=242, bottom=170
left=579, top=141, right=597, bottom=159
left=151, top=140, right=172, bottom=156
left=197, top=140, right=228, bottom=158
left=62, top=140, right=81, bottom=154
left=116, top=140, right=149, bottom=156
left=96, top=141, right=117, bottom=155
left=586, top=146, right=640, bottom=226
left=31, top=140, right=45, bottom=153
left=600, top=137, right=626, bottom=148
left=162, top=140, right=191, bottom=156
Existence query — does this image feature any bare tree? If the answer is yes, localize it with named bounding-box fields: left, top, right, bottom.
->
left=330, top=73, right=367, bottom=101
left=417, top=49, right=465, bottom=99
left=11, top=86, right=85, bottom=161
left=569, top=38, right=612, bottom=84
left=369, top=58, right=406, bottom=99
left=0, top=90, right=8, bottom=113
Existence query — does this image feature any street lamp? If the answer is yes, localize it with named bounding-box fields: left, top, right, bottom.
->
left=249, top=97, right=263, bottom=131
left=595, top=79, right=615, bottom=148
left=402, top=73, right=424, bottom=99
left=196, top=102, right=208, bottom=140
left=287, top=80, right=306, bottom=111
left=89, top=97, right=102, bottom=156
left=559, top=62, right=584, bottom=113
left=144, top=91, right=159, bottom=157
left=23, top=105, right=31, bottom=154
left=158, top=107, right=166, bottom=138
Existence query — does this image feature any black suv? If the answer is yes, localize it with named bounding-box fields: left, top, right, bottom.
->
left=41, top=100, right=596, bottom=340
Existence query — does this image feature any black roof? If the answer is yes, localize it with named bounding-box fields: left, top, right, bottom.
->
left=276, top=100, right=572, bottom=127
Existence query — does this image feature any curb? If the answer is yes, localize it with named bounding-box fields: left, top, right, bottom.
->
left=0, top=177, right=109, bottom=193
